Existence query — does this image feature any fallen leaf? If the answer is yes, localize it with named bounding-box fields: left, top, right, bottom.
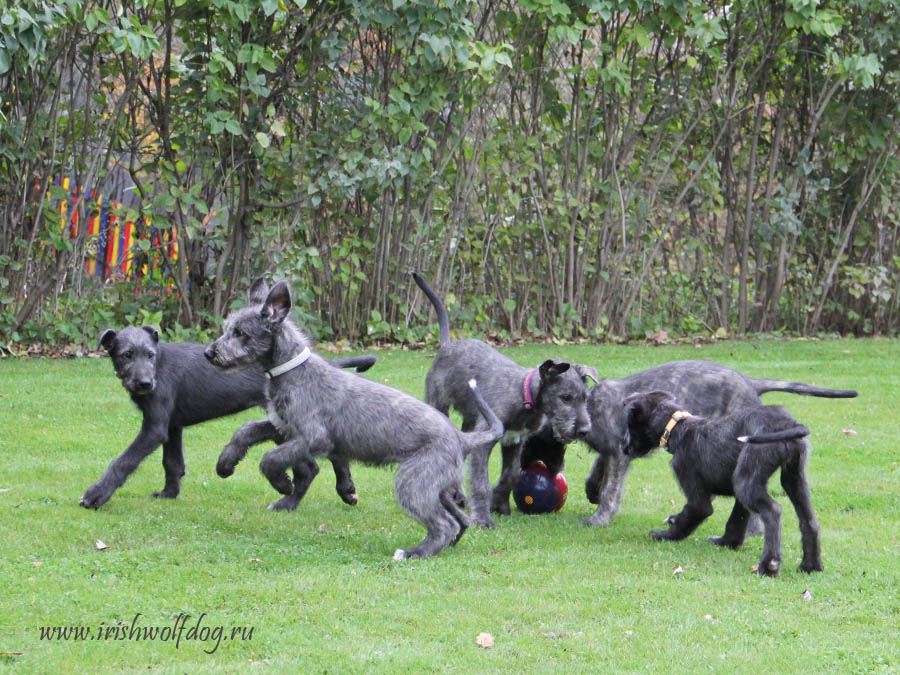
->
left=802, top=590, right=812, bottom=602
left=476, top=632, right=495, bottom=648
left=704, top=614, right=714, bottom=621
left=31, top=561, right=43, bottom=567
left=842, top=429, right=858, bottom=436
left=0, top=488, right=10, bottom=493
left=673, top=565, right=684, bottom=576
left=0, top=652, right=24, bottom=656
left=248, top=557, right=262, bottom=563
left=95, top=540, right=108, bottom=551
left=751, top=564, right=760, bottom=572
left=624, top=630, right=634, bottom=637
left=317, top=524, right=326, bottom=533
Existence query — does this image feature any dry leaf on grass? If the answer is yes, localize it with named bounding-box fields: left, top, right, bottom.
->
left=248, top=558, right=263, bottom=563
left=95, top=540, right=108, bottom=551
left=751, top=563, right=760, bottom=572
left=802, top=590, right=813, bottom=602
left=673, top=565, right=684, bottom=576
left=31, top=561, right=43, bottom=567
left=476, top=632, right=495, bottom=648
left=842, top=429, right=858, bottom=436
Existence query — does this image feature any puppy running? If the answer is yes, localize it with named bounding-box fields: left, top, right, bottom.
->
left=622, top=391, right=823, bottom=576
left=205, top=279, right=504, bottom=560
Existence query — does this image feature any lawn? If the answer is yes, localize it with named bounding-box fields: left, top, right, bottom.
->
left=1, top=338, right=898, bottom=673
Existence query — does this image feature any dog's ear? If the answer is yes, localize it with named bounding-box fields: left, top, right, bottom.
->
left=573, top=364, right=599, bottom=385
left=98, top=329, right=117, bottom=352
left=248, top=277, right=269, bottom=304
left=539, top=359, right=571, bottom=380
left=262, top=280, right=292, bottom=324
left=141, top=326, right=160, bottom=344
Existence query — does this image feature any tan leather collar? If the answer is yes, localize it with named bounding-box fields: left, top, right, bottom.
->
left=660, top=410, right=692, bottom=448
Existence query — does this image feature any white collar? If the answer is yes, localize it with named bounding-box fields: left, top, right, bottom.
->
left=264, top=346, right=311, bottom=379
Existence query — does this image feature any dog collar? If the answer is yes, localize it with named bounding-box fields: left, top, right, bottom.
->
left=265, top=346, right=311, bottom=379
left=660, top=410, right=692, bottom=449
left=523, top=369, right=538, bottom=410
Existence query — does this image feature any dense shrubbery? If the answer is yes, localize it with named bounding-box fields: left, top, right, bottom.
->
left=1, top=0, right=898, bottom=349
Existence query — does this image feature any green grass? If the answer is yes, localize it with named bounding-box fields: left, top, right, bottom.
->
left=1, top=339, right=899, bottom=673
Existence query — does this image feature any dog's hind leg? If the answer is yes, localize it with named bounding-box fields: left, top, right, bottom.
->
left=780, top=453, right=823, bottom=573
left=393, top=458, right=460, bottom=560
left=440, top=486, right=471, bottom=546
left=153, top=426, right=185, bottom=499
left=734, top=452, right=783, bottom=576
left=490, top=439, right=522, bottom=516
left=708, top=500, right=751, bottom=549
left=330, top=459, right=358, bottom=506
left=258, top=440, right=320, bottom=511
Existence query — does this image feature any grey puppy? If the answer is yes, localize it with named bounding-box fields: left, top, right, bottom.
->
left=522, top=360, right=856, bottom=527
left=411, top=272, right=595, bottom=528
left=622, top=390, right=823, bottom=577
left=205, top=279, right=504, bottom=560
left=81, top=317, right=375, bottom=509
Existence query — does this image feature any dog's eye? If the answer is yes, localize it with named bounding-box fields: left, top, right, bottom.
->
left=561, top=394, right=573, bottom=403
left=122, top=350, right=133, bottom=360
left=233, top=327, right=244, bottom=339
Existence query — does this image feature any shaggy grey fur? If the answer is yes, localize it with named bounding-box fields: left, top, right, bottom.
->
left=205, top=279, right=504, bottom=560
left=521, top=360, right=856, bottom=528
left=411, top=272, right=595, bottom=527
left=80, top=317, right=375, bottom=509
left=623, top=390, right=823, bottom=576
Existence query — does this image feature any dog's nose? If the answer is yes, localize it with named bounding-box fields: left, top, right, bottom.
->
left=136, top=378, right=154, bottom=392
left=576, top=425, right=591, bottom=440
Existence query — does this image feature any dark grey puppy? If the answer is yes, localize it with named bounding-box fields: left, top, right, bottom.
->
left=622, top=390, right=823, bottom=577
left=205, top=279, right=504, bottom=560
left=81, top=320, right=375, bottom=509
left=522, top=360, right=856, bottom=527
left=411, top=272, right=595, bottom=528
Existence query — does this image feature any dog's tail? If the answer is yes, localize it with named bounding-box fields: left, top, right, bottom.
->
left=737, top=425, right=810, bottom=444
left=330, top=354, right=377, bottom=373
left=749, top=377, right=857, bottom=399
left=461, top=379, right=504, bottom=456
left=411, top=271, right=451, bottom=346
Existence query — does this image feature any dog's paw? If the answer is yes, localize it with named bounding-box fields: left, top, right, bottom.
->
left=797, top=560, right=824, bottom=574
left=151, top=488, right=179, bottom=499
left=473, top=515, right=497, bottom=529
left=707, top=535, right=741, bottom=550
left=338, top=491, right=359, bottom=506
left=80, top=483, right=112, bottom=509
left=580, top=513, right=612, bottom=527
left=216, top=457, right=237, bottom=478
left=490, top=499, right=511, bottom=516
left=267, top=495, right=300, bottom=511
left=757, top=557, right=781, bottom=577
left=650, top=529, right=673, bottom=541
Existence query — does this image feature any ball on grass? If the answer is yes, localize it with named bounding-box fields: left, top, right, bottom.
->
left=513, top=461, right=568, bottom=514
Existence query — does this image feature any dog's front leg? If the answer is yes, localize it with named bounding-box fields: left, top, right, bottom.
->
left=153, top=426, right=185, bottom=499
left=708, top=500, right=751, bottom=549
left=581, top=450, right=630, bottom=526
left=650, top=497, right=713, bottom=541
left=80, top=418, right=169, bottom=509
left=217, top=419, right=280, bottom=478
left=490, top=440, right=522, bottom=516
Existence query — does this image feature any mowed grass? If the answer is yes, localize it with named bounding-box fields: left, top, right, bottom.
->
left=1, top=338, right=898, bottom=673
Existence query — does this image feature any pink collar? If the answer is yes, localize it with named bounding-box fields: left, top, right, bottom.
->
left=523, top=369, right=537, bottom=410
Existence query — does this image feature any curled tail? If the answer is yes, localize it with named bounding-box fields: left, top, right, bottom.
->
left=411, top=271, right=451, bottom=346
left=737, top=425, right=810, bottom=444
left=330, top=354, right=377, bottom=372
left=462, top=378, right=504, bottom=456
left=749, top=378, right=858, bottom=399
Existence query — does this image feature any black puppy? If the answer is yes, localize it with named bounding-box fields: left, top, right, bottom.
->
left=622, top=391, right=823, bottom=577
left=81, top=324, right=375, bottom=509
